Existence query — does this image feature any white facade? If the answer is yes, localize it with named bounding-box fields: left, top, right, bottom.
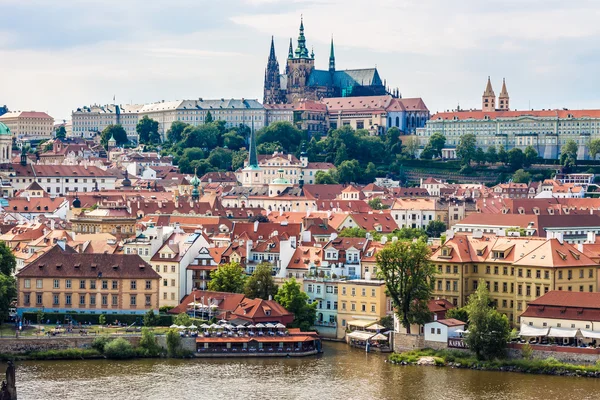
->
left=424, top=320, right=465, bottom=343
left=71, top=104, right=142, bottom=141
left=8, top=166, right=117, bottom=196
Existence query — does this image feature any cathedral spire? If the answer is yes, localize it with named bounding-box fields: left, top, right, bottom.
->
left=288, top=38, right=293, bottom=59
left=269, top=35, right=276, bottom=60
left=482, top=76, right=496, bottom=112
left=483, top=76, right=495, bottom=97
left=295, top=15, right=309, bottom=58
left=500, top=78, right=509, bottom=97
left=498, top=78, right=510, bottom=111
left=329, top=36, right=335, bottom=72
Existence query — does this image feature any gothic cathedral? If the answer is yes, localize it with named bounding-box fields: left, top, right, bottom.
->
left=263, top=17, right=388, bottom=104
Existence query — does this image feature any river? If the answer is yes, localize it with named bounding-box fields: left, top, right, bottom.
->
left=5, top=342, right=600, bottom=400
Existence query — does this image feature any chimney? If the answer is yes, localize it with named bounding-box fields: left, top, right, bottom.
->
left=253, top=220, right=259, bottom=232
left=587, top=231, right=596, bottom=244
left=50, top=219, right=55, bottom=231
left=577, top=243, right=584, bottom=252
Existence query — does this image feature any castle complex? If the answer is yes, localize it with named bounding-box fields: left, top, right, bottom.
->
left=263, top=18, right=388, bottom=104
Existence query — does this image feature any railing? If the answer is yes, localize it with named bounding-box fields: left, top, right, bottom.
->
left=314, top=321, right=336, bottom=327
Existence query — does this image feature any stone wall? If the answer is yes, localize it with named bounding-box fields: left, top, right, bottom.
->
left=156, top=336, right=196, bottom=353
left=507, top=343, right=600, bottom=364
left=0, top=336, right=140, bottom=355
left=393, top=333, right=424, bottom=352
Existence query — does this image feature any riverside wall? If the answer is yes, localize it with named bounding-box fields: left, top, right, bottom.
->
left=0, top=336, right=141, bottom=354
left=507, top=343, right=600, bottom=364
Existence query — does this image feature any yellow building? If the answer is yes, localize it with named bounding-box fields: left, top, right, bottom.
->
left=0, top=111, right=54, bottom=142
left=336, top=279, right=392, bottom=338
left=431, top=233, right=599, bottom=325
left=15, top=245, right=161, bottom=314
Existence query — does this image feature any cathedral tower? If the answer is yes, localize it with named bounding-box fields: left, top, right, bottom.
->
left=263, top=36, right=282, bottom=104
left=498, top=78, right=509, bottom=111
left=285, top=16, right=315, bottom=102
left=482, top=76, right=496, bottom=112
left=329, top=37, right=335, bottom=73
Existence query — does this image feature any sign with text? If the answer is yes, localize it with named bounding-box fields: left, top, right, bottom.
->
left=448, top=338, right=468, bottom=349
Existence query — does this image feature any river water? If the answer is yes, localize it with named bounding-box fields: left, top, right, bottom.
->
left=6, top=342, right=600, bottom=400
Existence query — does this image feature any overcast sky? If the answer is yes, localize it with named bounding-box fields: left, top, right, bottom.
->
left=2, top=0, right=600, bottom=121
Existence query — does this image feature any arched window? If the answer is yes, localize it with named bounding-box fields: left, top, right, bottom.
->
left=388, top=117, right=392, bottom=127
left=396, top=116, right=400, bottom=127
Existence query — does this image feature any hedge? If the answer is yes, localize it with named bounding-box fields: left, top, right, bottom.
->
left=22, top=312, right=174, bottom=326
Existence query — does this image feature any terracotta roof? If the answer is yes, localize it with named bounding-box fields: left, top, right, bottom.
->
left=349, top=212, right=398, bottom=233
left=169, top=290, right=246, bottom=315
left=230, top=298, right=294, bottom=324
left=231, top=222, right=301, bottom=242
left=16, top=245, right=159, bottom=279
left=6, top=197, right=67, bottom=213
left=428, top=299, right=455, bottom=314
left=435, top=318, right=465, bottom=327
left=521, top=291, right=600, bottom=322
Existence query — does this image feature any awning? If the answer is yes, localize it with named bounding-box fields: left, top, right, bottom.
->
left=347, top=331, right=375, bottom=341
left=548, top=327, right=578, bottom=338
left=519, top=324, right=549, bottom=337
left=347, top=320, right=375, bottom=328
left=370, top=333, right=388, bottom=341
left=366, top=324, right=386, bottom=331
left=579, top=329, right=600, bottom=339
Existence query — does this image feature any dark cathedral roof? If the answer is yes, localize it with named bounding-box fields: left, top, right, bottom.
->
left=307, top=68, right=382, bottom=88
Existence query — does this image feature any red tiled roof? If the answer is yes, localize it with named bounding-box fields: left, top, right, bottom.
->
left=436, top=318, right=465, bottom=327
left=431, top=109, right=600, bottom=121
left=521, top=291, right=600, bottom=322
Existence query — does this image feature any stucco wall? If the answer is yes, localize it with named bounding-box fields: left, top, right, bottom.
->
left=507, top=343, right=600, bottom=364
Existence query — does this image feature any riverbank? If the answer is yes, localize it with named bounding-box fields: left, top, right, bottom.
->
left=388, top=349, right=600, bottom=378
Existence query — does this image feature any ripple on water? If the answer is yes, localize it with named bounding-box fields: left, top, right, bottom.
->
left=9, top=342, right=600, bottom=400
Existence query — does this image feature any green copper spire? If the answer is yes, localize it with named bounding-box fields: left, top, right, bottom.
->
left=288, top=38, right=293, bottom=59
left=191, top=168, right=200, bottom=200
left=248, top=119, right=258, bottom=168
left=295, top=15, right=309, bottom=58
left=329, top=36, right=335, bottom=72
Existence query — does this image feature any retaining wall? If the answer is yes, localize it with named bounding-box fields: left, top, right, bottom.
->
left=0, top=336, right=141, bottom=354
left=508, top=343, right=600, bottom=364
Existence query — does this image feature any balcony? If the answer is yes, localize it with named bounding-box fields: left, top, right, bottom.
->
left=345, top=259, right=359, bottom=265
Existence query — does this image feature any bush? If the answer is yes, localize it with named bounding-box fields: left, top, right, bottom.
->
left=91, top=335, right=112, bottom=353
left=521, top=343, right=533, bottom=360
left=103, top=338, right=136, bottom=359
left=166, top=329, right=190, bottom=357
left=138, top=328, right=161, bottom=357
left=27, top=349, right=100, bottom=360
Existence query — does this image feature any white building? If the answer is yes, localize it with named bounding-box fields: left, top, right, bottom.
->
left=0, top=111, right=54, bottom=143
left=390, top=198, right=438, bottom=229
left=71, top=104, right=143, bottom=142
left=423, top=319, right=465, bottom=343
left=7, top=164, right=117, bottom=196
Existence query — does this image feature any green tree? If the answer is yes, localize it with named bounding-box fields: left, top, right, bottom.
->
left=464, top=279, right=510, bottom=360
left=334, top=143, right=349, bottom=166
left=456, top=134, right=477, bottom=165
left=173, top=312, right=191, bottom=326
left=420, top=143, right=434, bottom=160
left=363, top=162, right=377, bottom=183
left=104, top=337, right=136, bottom=359
left=208, top=262, right=246, bottom=293
left=257, top=122, right=305, bottom=153
left=486, top=145, right=498, bottom=164
left=384, top=127, right=402, bottom=155
left=166, top=329, right=182, bottom=357
left=55, top=125, right=66, bottom=140
left=231, top=150, right=247, bottom=171
left=176, top=147, right=205, bottom=174
left=139, top=327, right=161, bottom=357
left=401, top=136, right=419, bottom=159
left=512, top=169, right=531, bottom=184
left=137, top=115, right=160, bottom=144
left=0, top=242, right=16, bottom=324
left=445, top=307, right=469, bottom=326
left=98, top=314, right=106, bottom=326
left=523, top=145, right=538, bottom=168
left=167, top=121, right=189, bottom=143
left=368, top=198, right=388, bottom=210
left=183, top=124, right=218, bottom=149
left=244, top=262, right=278, bottom=300
left=222, top=131, right=246, bottom=150
left=0, top=242, right=16, bottom=276
left=338, top=227, right=367, bottom=238
left=560, top=139, right=578, bottom=168
left=205, top=111, right=213, bottom=123
left=336, top=159, right=361, bottom=183
left=428, top=132, right=446, bottom=158
left=208, top=147, right=233, bottom=170
left=474, top=147, right=486, bottom=165
left=425, top=220, right=446, bottom=238
left=275, top=278, right=317, bottom=331
left=507, top=148, right=525, bottom=171
left=315, top=170, right=338, bottom=184
left=143, top=309, right=158, bottom=327
left=589, top=138, right=600, bottom=160
left=376, top=240, right=436, bottom=334
left=497, top=145, right=508, bottom=165
left=101, top=124, right=128, bottom=148
left=257, top=141, right=282, bottom=155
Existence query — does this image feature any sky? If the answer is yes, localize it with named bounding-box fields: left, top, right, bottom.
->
left=2, top=0, right=600, bottom=121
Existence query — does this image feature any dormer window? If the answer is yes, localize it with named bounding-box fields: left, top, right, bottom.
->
left=493, top=251, right=505, bottom=259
